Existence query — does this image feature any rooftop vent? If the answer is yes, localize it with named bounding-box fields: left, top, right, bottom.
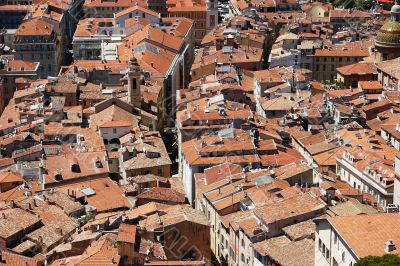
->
left=385, top=240, right=396, bottom=253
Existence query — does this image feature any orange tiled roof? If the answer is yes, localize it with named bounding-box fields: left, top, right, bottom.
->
left=0, top=5, right=32, bottom=11
left=358, top=80, right=383, bottom=90
left=313, top=40, right=372, bottom=57
left=330, top=9, right=371, bottom=18
left=0, top=171, right=22, bottom=184
left=337, top=61, right=377, bottom=76
left=115, top=4, right=159, bottom=18
left=56, top=177, right=132, bottom=212
left=329, top=214, right=400, bottom=258
left=84, top=0, right=147, bottom=7
left=117, top=223, right=136, bottom=244
left=16, top=18, right=54, bottom=36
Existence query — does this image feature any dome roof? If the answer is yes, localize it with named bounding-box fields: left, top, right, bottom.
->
left=391, top=4, right=400, bottom=14
left=376, top=21, right=400, bottom=47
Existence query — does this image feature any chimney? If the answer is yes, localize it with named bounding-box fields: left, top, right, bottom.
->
left=56, top=227, right=63, bottom=235
left=385, top=240, right=396, bottom=253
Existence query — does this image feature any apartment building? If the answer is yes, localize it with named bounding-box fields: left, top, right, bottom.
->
left=0, top=5, right=31, bottom=29
left=310, top=40, right=372, bottom=82
left=336, top=61, right=378, bottom=88
left=27, top=0, right=83, bottom=47
left=329, top=9, right=371, bottom=32
left=0, top=57, right=40, bottom=114
left=73, top=18, right=126, bottom=60
left=376, top=57, right=400, bottom=90
left=13, top=19, right=63, bottom=78
left=147, top=0, right=167, bottom=16
left=181, top=129, right=261, bottom=204
left=336, top=148, right=396, bottom=209
left=119, top=134, right=172, bottom=179
left=315, top=214, right=400, bottom=266
left=167, top=0, right=217, bottom=43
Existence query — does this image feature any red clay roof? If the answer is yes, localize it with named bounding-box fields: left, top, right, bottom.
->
left=16, top=18, right=54, bottom=36
left=117, top=223, right=136, bottom=244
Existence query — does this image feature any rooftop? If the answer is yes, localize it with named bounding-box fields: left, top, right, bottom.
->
left=328, top=213, right=400, bottom=258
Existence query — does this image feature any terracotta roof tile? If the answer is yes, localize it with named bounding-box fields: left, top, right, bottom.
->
left=329, top=214, right=400, bottom=258
left=117, top=223, right=136, bottom=244
left=16, top=18, right=54, bottom=36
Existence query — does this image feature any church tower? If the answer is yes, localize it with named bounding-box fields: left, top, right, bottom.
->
left=375, top=2, right=400, bottom=63
left=128, top=56, right=141, bottom=108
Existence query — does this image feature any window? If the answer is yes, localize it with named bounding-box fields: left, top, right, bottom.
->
left=55, top=174, right=63, bottom=181
left=113, top=128, right=117, bottom=134
left=95, top=160, right=103, bottom=168
left=241, top=238, right=245, bottom=247
left=71, top=164, right=81, bottom=173
left=342, top=252, right=346, bottom=262
left=210, top=15, right=216, bottom=26
left=334, top=233, right=338, bottom=245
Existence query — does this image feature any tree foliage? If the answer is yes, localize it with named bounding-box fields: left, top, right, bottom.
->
left=331, top=0, right=373, bottom=10
left=355, top=254, right=400, bottom=266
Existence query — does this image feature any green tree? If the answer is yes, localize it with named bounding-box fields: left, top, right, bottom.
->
left=355, top=254, right=400, bottom=266
left=355, top=0, right=373, bottom=10
left=331, top=0, right=372, bottom=9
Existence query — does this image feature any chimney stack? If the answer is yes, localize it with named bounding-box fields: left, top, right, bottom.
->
left=385, top=240, right=396, bottom=253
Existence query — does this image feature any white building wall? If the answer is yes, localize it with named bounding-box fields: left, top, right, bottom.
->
left=99, top=126, right=131, bottom=141
left=238, top=230, right=253, bottom=266
left=115, top=11, right=160, bottom=26
left=394, top=156, right=400, bottom=207
left=315, top=219, right=358, bottom=266
left=336, top=157, right=391, bottom=208
left=182, top=156, right=198, bottom=205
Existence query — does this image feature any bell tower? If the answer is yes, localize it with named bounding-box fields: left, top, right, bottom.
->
left=128, top=55, right=141, bottom=108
